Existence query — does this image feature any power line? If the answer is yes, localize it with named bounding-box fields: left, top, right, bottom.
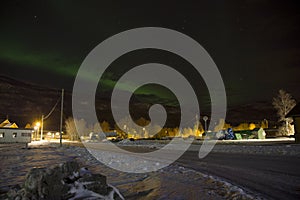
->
left=44, top=97, right=60, bottom=120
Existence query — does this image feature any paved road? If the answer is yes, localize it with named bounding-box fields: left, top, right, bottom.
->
left=176, top=149, right=300, bottom=200
left=83, top=142, right=300, bottom=199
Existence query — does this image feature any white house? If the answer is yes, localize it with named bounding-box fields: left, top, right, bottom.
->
left=0, top=119, right=32, bottom=144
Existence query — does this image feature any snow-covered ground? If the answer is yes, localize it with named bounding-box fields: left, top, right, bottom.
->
left=63, top=142, right=260, bottom=200
left=0, top=140, right=261, bottom=199
left=117, top=138, right=300, bottom=156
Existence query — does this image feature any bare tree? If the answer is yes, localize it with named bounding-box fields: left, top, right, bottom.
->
left=272, top=89, right=296, bottom=135
left=115, top=116, right=162, bottom=139
left=100, top=121, right=110, bottom=132
left=65, top=118, right=90, bottom=141
left=65, top=117, right=79, bottom=141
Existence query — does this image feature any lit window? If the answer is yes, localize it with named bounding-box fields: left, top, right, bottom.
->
left=13, top=133, right=17, bottom=138
left=0, top=133, right=4, bottom=138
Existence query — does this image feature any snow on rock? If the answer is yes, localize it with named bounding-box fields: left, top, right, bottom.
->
left=6, top=161, right=124, bottom=200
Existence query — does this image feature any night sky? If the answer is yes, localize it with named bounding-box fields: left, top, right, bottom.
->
left=1, top=0, right=300, bottom=108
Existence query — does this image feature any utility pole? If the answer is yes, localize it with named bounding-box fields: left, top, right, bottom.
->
left=40, top=115, right=44, bottom=141
left=60, top=89, right=64, bottom=147
left=41, top=94, right=61, bottom=142
left=203, top=116, right=208, bottom=136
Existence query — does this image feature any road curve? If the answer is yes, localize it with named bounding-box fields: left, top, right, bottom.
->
left=176, top=148, right=300, bottom=200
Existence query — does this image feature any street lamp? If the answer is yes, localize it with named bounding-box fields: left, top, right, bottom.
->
left=35, top=122, right=40, bottom=141
left=40, top=115, right=44, bottom=141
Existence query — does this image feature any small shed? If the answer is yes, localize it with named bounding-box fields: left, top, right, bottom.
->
left=286, top=103, right=300, bottom=143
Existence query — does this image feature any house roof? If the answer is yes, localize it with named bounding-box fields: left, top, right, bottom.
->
left=3, top=123, right=18, bottom=128
left=0, top=119, right=10, bottom=127
left=0, top=119, right=19, bottom=128
left=286, top=103, right=300, bottom=117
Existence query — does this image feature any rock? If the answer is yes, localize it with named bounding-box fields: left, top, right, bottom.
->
left=60, top=161, right=80, bottom=177
left=6, top=184, right=21, bottom=198
left=43, top=167, right=70, bottom=199
left=23, top=164, right=71, bottom=199
left=78, top=173, right=107, bottom=195
left=7, top=161, right=124, bottom=200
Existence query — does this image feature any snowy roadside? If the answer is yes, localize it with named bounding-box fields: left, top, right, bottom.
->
left=0, top=141, right=261, bottom=199
left=64, top=142, right=260, bottom=199
left=200, top=143, right=300, bottom=156
left=117, top=138, right=300, bottom=156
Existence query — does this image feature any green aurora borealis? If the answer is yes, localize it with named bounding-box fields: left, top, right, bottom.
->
left=1, top=0, right=300, bottom=107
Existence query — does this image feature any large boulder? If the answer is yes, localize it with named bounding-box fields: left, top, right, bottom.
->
left=7, top=161, right=124, bottom=200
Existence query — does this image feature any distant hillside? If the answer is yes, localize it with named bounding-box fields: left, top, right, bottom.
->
left=226, top=102, right=277, bottom=126
left=0, top=75, right=67, bottom=130
left=0, top=76, right=180, bottom=130
left=0, top=75, right=279, bottom=130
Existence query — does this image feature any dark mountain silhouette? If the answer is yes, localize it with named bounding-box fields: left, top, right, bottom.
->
left=0, top=75, right=66, bottom=130
left=0, top=75, right=278, bottom=130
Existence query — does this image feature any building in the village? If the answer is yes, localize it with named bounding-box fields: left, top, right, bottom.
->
left=0, top=119, right=32, bottom=144
left=286, top=103, right=300, bottom=143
